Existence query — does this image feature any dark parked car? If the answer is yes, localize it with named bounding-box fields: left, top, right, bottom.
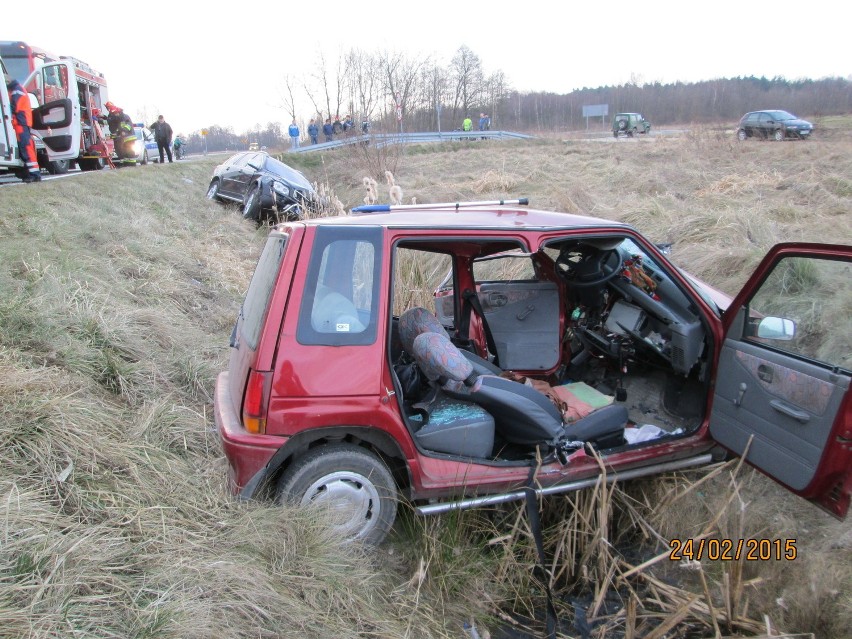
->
left=206, top=151, right=315, bottom=222
left=215, top=200, right=850, bottom=545
left=736, top=110, right=813, bottom=141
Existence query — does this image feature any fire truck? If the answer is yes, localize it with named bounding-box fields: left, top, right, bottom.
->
left=1, top=41, right=114, bottom=178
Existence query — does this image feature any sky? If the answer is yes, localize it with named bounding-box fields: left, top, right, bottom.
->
left=7, top=0, right=850, bottom=135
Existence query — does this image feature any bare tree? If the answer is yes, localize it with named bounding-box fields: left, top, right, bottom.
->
left=414, top=62, right=450, bottom=131
left=302, top=49, right=349, bottom=124
left=483, top=70, right=508, bottom=129
left=379, top=49, right=430, bottom=133
left=345, top=48, right=381, bottom=124
left=450, top=45, right=485, bottom=125
left=278, top=75, right=298, bottom=120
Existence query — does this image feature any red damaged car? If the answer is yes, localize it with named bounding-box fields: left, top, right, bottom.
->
left=214, top=199, right=851, bottom=544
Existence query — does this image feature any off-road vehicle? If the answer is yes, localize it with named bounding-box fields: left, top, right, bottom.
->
left=215, top=199, right=850, bottom=544
left=613, top=113, right=651, bottom=137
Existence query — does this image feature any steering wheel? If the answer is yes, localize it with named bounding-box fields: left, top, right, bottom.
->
left=557, top=248, right=624, bottom=288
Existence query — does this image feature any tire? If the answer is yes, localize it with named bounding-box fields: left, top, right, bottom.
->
left=618, top=120, right=627, bottom=131
left=737, top=129, right=747, bottom=141
left=206, top=179, right=222, bottom=202
left=79, top=157, right=105, bottom=171
left=242, top=184, right=262, bottom=221
left=774, top=129, right=785, bottom=142
left=47, top=159, right=70, bottom=175
left=628, top=128, right=636, bottom=137
left=276, top=444, right=398, bottom=545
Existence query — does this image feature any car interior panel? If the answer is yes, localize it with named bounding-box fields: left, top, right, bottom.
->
left=392, top=234, right=712, bottom=463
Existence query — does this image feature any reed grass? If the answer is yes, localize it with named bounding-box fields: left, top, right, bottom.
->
left=1, top=131, right=849, bottom=637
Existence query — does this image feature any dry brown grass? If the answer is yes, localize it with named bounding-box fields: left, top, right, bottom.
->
left=316, top=133, right=851, bottom=637
left=1, top=132, right=849, bottom=638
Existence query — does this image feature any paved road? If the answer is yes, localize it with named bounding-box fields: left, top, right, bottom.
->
left=0, top=155, right=202, bottom=187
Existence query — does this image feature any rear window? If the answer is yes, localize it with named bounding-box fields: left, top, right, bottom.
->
left=241, top=232, right=288, bottom=350
left=297, top=226, right=382, bottom=346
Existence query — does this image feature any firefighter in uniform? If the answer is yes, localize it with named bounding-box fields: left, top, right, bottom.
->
left=4, top=71, right=41, bottom=182
left=104, top=101, right=137, bottom=166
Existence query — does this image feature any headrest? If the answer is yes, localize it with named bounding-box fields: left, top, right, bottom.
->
left=412, top=332, right=474, bottom=384
left=399, top=307, right=449, bottom=354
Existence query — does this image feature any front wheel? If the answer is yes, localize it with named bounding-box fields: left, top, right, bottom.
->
left=774, top=129, right=785, bottom=142
left=206, top=179, right=222, bottom=201
left=47, top=159, right=70, bottom=174
left=737, top=129, right=747, bottom=141
left=276, top=444, right=398, bottom=545
left=242, top=184, right=262, bottom=221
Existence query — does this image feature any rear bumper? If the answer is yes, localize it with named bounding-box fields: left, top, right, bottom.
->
left=214, top=371, right=285, bottom=493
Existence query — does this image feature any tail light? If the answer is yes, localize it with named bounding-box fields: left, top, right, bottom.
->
left=242, top=369, right=272, bottom=434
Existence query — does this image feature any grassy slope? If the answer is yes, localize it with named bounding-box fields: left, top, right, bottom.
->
left=1, top=131, right=850, bottom=637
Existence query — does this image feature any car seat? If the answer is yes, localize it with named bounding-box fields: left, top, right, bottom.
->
left=411, top=331, right=627, bottom=448
left=398, top=307, right=500, bottom=375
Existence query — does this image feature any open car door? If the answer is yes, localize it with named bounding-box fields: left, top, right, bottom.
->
left=24, top=60, right=80, bottom=161
left=709, top=243, right=851, bottom=518
left=1, top=58, right=20, bottom=170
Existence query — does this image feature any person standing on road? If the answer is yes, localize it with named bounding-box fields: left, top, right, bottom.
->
left=288, top=118, right=300, bottom=150
left=308, top=118, right=319, bottom=145
left=148, top=114, right=173, bottom=163
left=5, top=71, right=41, bottom=182
left=104, top=102, right=137, bottom=166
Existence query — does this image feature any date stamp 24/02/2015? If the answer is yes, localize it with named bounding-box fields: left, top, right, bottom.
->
left=669, top=538, right=797, bottom=561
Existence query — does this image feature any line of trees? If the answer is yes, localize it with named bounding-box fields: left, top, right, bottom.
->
left=183, top=45, right=852, bottom=153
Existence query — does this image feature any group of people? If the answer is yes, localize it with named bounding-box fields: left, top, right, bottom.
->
left=462, top=113, right=491, bottom=134
left=104, top=106, right=177, bottom=165
left=3, top=69, right=180, bottom=182
left=288, top=115, right=371, bottom=148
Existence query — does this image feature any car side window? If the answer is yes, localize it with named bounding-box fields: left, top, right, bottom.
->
left=744, top=256, right=851, bottom=371
left=241, top=233, right=288, bottom=351
left=297, top=226, right=382, bottom=346
left=473, top=251, right=536, bottom=282
left=393, top=247, right=454, bottom=327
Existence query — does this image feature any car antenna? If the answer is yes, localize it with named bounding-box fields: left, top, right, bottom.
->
left=351, top=198, right=529, bottom=214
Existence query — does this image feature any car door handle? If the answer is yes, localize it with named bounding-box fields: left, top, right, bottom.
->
left=516, top=304, right=535, bottom=321
left=769, top=399, right=810, bottom=423
left=488, top=292, right=508, bottom=307
left=757, top=364, right=773, bottom=383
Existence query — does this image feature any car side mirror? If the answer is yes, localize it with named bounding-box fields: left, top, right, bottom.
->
left=756, top=316, right=796, bottom=340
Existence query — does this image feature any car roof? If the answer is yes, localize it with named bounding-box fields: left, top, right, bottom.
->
left=298, top=205, right=633, bottom=232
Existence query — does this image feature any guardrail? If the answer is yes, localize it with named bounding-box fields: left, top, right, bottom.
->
left=286, top=129, right=534, bottom=153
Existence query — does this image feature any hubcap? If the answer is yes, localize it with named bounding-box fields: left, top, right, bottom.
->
left=300, top=471, right=380, bottom=540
